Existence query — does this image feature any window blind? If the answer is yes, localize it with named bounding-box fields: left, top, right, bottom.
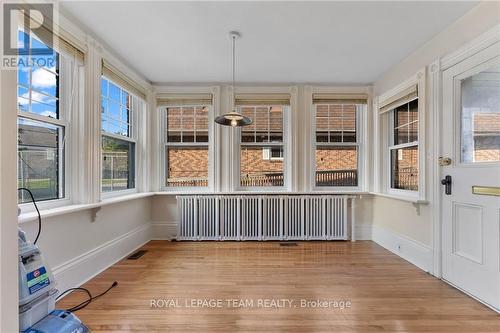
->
left=102, top=59, right=147, bottom=100
left=312, top=93, right=368, bottom=105
left=379, top=84, right=418, bottom=114
left=156, top=93, right=213, bottom=107
left=18, top=7, right=85, bottom=63
left=234, top=93, right=291, bottom=106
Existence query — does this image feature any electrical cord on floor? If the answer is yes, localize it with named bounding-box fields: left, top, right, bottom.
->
left=18, top=187, right=41, bottom=245
left=56, top=281, right=118, bottom=313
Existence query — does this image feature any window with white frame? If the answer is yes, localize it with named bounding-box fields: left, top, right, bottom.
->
left=388, top=99, right=419, bottom=191
left=163, top=105, right=211, bottom=188
left=17, top=29, right=65, bottom=203
left=239, top=105, right=287, bottom=187
left=101, top=77, right=136, bottom=192
left=377, top=77, right=423, bottom=197
left=312, top=97, right=365, bottom=188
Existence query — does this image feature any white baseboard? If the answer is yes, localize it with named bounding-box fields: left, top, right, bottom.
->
left=150, top=221, right=177, bottom=240
left=152, top=221, right=373, bottom=241
left=354, top=223, right=372, bottom=240
left=53, top=223, right=151, bottom=297
left=371, top=225, right=432, bottom=272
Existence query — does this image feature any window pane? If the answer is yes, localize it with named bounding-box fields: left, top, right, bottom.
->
left=18, top=118, right=64, bottom=202
left=461, top=64, right=500, bottom=163
left=394, top=124, right=409, bottom=145
left=393, top=99, right=418, bottom=145
left=240, top=146, right=284, bottom=187
left=255, top=107, right=269, bottom=143
left=390, top=145, right=418, bottom=191
left=315, top=104, right=358, bottom=143
left=315, top=146, right=358, bottom=187
left=269, top=106, right=283, bottom=142
left=316, top=131, right=329, bottom=143
left=109, top=82, right=120, bottom=102
left=17, top=31, right=59, bottom=120
left=195, top=107, right=209, bottom=143
left=102, top=136, right=135, bottom=192
left=241, top=107, right=256, bottom=143
left=166, top=147, right=208, bottom=187
left=101, top=77, right=132, bottom=138
left=164, top=106, right=210, bottom=144
left=101, top=78, right=108, bottom=97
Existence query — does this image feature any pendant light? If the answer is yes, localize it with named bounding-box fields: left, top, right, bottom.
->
left=215, top=31, right=253, bottom=127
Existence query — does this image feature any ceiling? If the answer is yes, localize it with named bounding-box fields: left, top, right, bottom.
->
left=60, top=1, right=478, bottom=84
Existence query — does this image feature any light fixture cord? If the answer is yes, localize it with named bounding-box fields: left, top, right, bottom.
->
left=232, top=35, right=235, bottom=91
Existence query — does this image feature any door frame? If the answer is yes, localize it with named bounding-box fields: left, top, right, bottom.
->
left=430, top=24, right=500, bottom=279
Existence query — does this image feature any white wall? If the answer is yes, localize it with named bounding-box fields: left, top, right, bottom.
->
left=20, top=198, right=152, bottom=296
left=371, top=2, right=500, bottom=260
left=374, top=2, right=500, bottom=96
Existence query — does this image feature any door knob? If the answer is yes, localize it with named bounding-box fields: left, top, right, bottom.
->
left=441, top=175, right=452, bottom=195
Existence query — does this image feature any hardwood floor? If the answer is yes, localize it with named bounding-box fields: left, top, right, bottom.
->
left=57, top=241, right=500, bottom=332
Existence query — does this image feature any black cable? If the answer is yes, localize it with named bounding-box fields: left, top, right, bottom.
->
left=58, top=281, right=118, bottom=313
left=18, top=187, right=42, bottom=245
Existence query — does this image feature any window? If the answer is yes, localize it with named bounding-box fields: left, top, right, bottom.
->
left=461, top=64, right=500, bottom=163
left=101, top=77, right=136, bottom=192
left=313, top=103, right=361, bottom=188
left=389, top=99, right=419, bottom=191
left=164, top=106, right=210, bottom=187
left=17, top=29, right=64, bottom=203
left=239, top=105, right=286, bottom=187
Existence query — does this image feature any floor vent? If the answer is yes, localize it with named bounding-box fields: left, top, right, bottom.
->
left=280, top=242, right=298, bottom=247
left=127, top=250, right=147, bottom=260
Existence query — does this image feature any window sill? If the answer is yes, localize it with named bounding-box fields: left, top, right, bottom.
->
left=18, top=192, right=154, bottom=224
left=369, top=192, right=428, bottom=204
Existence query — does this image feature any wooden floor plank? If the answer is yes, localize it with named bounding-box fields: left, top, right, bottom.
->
left=57, top=241, right=500, bottom=332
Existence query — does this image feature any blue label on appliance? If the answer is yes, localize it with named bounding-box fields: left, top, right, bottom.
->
left=26, top=266, right=50, bottom=294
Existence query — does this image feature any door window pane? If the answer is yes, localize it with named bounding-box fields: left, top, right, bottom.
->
left=461, top=64, right=500, bottom=163
left=18, top=118, right=64, bottom=202
left=315, top=146, right=358, bottom=186
left=166, top=147, right=208, bottom=187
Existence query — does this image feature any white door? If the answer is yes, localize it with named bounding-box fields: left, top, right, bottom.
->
left=442, top=41, right=500, bottom=312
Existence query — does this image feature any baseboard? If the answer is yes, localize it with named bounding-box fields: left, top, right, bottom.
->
left=354, top=223, right=372, bottom=240
left=150, top=221, right=177, bottom=240
left=151, top=221, right=373, bottom=241
left=371, top=225, right=432, bottom=272
left=53, top=223, right=151, bottom=297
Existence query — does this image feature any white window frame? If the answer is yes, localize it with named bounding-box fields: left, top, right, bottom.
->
left=17, top=32, right=79, bottom=213
left=387, top=101, right=419, bottom=196
left=161, top=105, right=215, bottom=192
left=376, top=69, right=426, bottom=202
left=100, top=76, right=139, bottom=199
left=235, top=104, right=291, bottom=192
left=311, top=103, right=365, bottom=192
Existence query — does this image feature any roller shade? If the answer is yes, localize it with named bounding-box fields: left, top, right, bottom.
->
left=234, top=93, right=290, bottom=106
left=312, top=93, right=368, bottom=105
left=379, top=84, right=418, bottom=114
left=18, top=6, right=84, bottom=63
left=102, top=59, right=146, bottom=100
left=156, top=93, right=213, bottom=107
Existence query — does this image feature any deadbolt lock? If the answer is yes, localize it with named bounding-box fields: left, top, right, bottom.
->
left=439, top=157, right=452, bottom=166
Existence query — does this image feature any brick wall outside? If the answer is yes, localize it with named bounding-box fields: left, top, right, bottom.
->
left=167, top=148, right=209, bottom=178
left=315, top=147, right=357, bottom=171
left=240, top=148, right=283, bottom=176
